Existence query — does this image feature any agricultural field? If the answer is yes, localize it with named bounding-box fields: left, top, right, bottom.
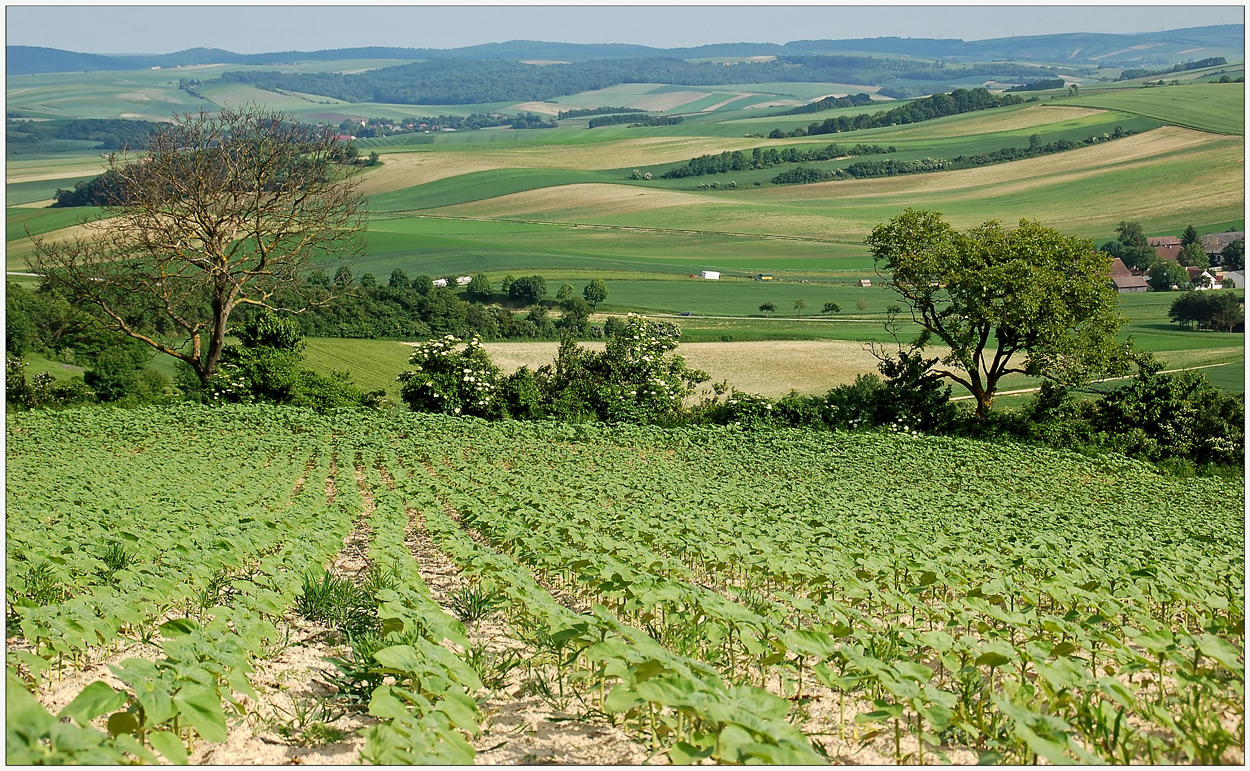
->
left=6, top=406, right=1244, bottom=764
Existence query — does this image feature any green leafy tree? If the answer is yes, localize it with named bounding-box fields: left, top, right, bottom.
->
left=557, top=296, right=593, bottom=335
left=358, top=272, right=377, bottom=288
left=866, top=208, right=1128, bottom=418
left=29, top=105, right=367, bottom=390
left=389, top=268, right=410, bottom=289
left=821, top=302, right=841, bottom=314
left=1148, top=260, right=1189, bottom=291
left=1181, top=224, right=1200, bottom=246
left=465, top=274, right=493, bottom=302
left=759, top=302, right=777, bottom=314
left=410, top=274, right=434, bottom=295
left=1179, top=242, right=1208, bottom=267
left=793, top=298, right=807, bottom=316
left=83, top=346, right=146, bottom=402
left=582, top=278, right=608, bottom=308
left=1116, top=220, right=1147, bottom=248
left=508, top=275, right=547, bottom=306
left=1221, top=238, right=1244, bottom=270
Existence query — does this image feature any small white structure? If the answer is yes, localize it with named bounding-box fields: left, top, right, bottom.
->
left=432, top=278, right=449, bottom=288
left=456, top=275, right=472, bottom=286
left=700, top=270, right=721, bottom=280
left=859, top=279, right=872, bottom=288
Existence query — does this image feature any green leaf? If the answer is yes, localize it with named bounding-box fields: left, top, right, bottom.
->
left=1197, top=634, right=1244, bottom=677
left=106, top=710, right=140, bottom=738
left=975, top=651, right=1012, bottom=668
left=159, top=617, right=202, bottom=637
left=147, top=728, right=189, bottom=765
left=604, top=685, right=645, bottom=713
left=669, top=740, right=715, bottom=765
left=172, top=686, right=228, bottom=743
left=59, top=681, right=127, bottom=726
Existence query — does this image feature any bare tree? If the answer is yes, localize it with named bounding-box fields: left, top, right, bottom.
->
left=29, top=105, right=367, bottom=388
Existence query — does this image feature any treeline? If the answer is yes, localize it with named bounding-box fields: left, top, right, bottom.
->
left=766, top=88, right=1023, bottom=138
left=1117, top=57, right=1227, bottom=81
left=342, top=112, right=553, bottom=136
left=587, top=114, right=683, bottom=128
left=556, top=106, right=643, bottom=119
left=6, top=118, right=159, bottom=150
left=52, top=170, right=126, bottom=207
left=662, top=142, right=893, bottom=179
left=766, top=128, right=1135, bottom=187
left=214, top=56, right=1057, bottom=106
left=771, top=157, right=952, bottom=185
left=779, top=92, right=875, bottom=115
left=951, top=127, right=1137, bottom=165
left=1006, top=78, right=1066, bottom=92
left=282, top=270, right=608, bottom=342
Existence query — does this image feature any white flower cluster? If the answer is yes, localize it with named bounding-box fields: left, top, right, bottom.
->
left=888, top=419, right=920, bottom=437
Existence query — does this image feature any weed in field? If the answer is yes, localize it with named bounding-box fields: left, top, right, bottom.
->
left=96, top=543, right=134, bottom=581
left=465, top=645, right=523, bottom=691
left=449, top=583, right=504, bottom=623
left=271, top=692, right=348, bottom=747
left=296, top=568, right=377, bottom=637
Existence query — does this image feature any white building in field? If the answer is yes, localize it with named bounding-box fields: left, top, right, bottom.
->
left=700, top=271, right=721, bottom=280
left=432, top=278, right=449, bottom=288
left=456, top=276, right=472, bottom=286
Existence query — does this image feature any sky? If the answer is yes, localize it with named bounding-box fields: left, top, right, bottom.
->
left=4, top=3, right=1245, bottom=55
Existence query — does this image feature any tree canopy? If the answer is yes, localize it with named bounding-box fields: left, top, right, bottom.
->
left=866, top=209, right=1128, bottom=417
left=29, top=105, right=367, bottom=388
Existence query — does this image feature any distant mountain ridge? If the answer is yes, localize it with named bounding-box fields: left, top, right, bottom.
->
left=7, top=25, right=1244, bottom=76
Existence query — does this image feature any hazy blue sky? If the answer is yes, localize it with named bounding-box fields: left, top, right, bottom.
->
left=5, top=4, right=1244, bottom=55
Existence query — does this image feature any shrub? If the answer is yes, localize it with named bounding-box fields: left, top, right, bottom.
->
left=398, top=335, right=505, bottom=418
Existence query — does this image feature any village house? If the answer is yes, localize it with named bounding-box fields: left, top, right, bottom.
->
left=1185, top=266, right=1219, bottom=289
left=1147, top=236, right=1184, bottom=263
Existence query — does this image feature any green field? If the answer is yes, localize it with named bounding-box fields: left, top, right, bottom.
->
left=1069, top=83, right=1245, bottom=135
left=7, top=405, right=1244, bottom=764
left=6, top=61, right=1245, bottom=398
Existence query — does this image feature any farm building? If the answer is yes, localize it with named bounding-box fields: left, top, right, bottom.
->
left=700, top=271, right=721, bottom=280
left=859, top=279, right=872, bottom=288
left=1221, top=270, right=1246, bottom=289
left=432, top=278, right=449, bottom=288
left=1200, top=231, right=1245, bottom=260
left=1110, top=257, right=1148, bottom=293
left=456, top=276, right=472, bottom=286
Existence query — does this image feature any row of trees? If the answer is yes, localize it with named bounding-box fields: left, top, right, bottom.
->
left=766, top=88, right=1023, bottom=139
left=660, top=142, right=893, bottom=179
left=587, top=114, right=683, bottom=128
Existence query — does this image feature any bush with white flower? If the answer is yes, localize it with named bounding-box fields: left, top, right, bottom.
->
left=398, top=334, right=505, bottom=418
